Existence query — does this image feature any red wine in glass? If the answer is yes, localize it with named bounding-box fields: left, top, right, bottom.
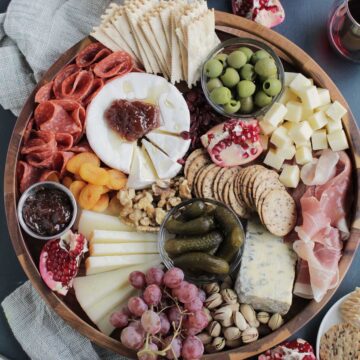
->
left=328, top=0, right=360, bottom=62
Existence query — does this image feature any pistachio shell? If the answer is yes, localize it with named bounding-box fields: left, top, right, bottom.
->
left=257, top=311, right=270, bottom=325
left=198, top=332, right=213, bottom=345
left=213, top=305, right=233, bottom=321
left=212, top=336, right=226, bottom=351
left=240, top=304, right=259, bottom=327
left=241, top=327, right=259, bottom=343
left=233, top=311, right=249, bottom=331
left=205, top=293, right=223, bottom=309
left=224, top=326, right=241, bottom=341
left=268, top=313, right=284, bottom=331
left=203, top=307, right=213, bottom=322
left=220, top=316, right=233, bottom=327
left=207, top=321, right=221, bottom=337
left=204, top=282, right=220, bottom=295
left=221, top=288, right=238, bottom=304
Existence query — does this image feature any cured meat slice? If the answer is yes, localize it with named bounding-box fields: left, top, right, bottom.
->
left=76, top=42, right=111, bottom=68
left=53, top=151, right=74, bottom=176
left=55, top=133, right=73, bottom=151
left=17, top=161, right=42, bottom=193
left=35, top=81, right=54, bottom=103
left=53, top=64, right=80, bottom=99
left=82, top=77, right=104, bottom=106
left=60, top=70, right=94, bottom=101
left=39, top=170, right=60, bottom=182
left=93, top=51, right=133, bottom=78
left=21, top=130, right=57, bottom=156
left=70, top=140, right=92, bottom=153
left=23, top=118, right=35, bottom=144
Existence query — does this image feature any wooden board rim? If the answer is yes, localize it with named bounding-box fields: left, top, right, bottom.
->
left=4, top=11, right=360, bottom=359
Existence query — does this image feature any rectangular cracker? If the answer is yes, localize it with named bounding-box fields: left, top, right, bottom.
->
left=170, top=8, right=184, bottom=84
left=90, top=26, right=121, bottom=52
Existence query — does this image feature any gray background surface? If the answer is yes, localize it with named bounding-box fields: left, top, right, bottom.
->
left=0, top=0, right=359, bottom=359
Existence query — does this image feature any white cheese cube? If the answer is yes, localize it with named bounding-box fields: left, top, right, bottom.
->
left=301, top=106, right=313, bottom=121
left=326, top=100, right=347, bottom=122
left=234, top=220, right=297, bottom=315
left=282, top=121, right=296, bottom=132
left=311, top=129, right=328, bottom=150
left=317, top=88, right=331, bottom=107
left=277, top=144, right=296, bottom=160
left=270, top=126, right=292, bottom=148
left=278, top=88, right=298, bottom=105
left=295, top=140, right=311, bottom=148
left=326, top=119, right=343, bottom=133
left=279, top=164, right=300, bottom=188
left=308, top=111, right=328, bottom=130
left=263, top=148, right=285, bottom=170
left=289, top=73, right=312, bottom=95
left=316, top=104, right=331, bottom=113
left=259, top=134, right=269, bottom=150
left=295, top=146, right=313, bottom=165
left=299, top=86, right=321, bottom=110
left=263, top=102, right=288, bottom=127
left=259, top=119, right=275, bottom=135
left=284, top=72, right=298, bottom=86
left=327, top=129, right=349, bottom=151
left=288, top=121, right=313, bottom=144
left=284, top=101, right=303, bottom=123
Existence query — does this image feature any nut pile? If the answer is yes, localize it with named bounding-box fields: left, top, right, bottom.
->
left=116, top=177, right=192, bottom=231
left=199, top=278, right=284, bottom=352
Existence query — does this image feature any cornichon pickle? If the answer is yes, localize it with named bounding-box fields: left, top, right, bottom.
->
left=165, top=215, right=215, bottom=235
left=216, top=226, right=244, bottom=262
left=164, top=231, right=223, bottom=255
left=173, top=252, right=230, bottom=275
left=181, top=200, right=206, bottom=220
left=214, top=206, right=239, bottom=234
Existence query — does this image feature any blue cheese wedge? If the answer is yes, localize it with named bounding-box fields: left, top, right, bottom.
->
left=235, top=219, right=297, bottom=315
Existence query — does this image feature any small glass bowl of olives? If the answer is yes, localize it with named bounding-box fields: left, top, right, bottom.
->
left=201, top=37, right=284, bottom=118
left=158, top=198, right=245, bottom=284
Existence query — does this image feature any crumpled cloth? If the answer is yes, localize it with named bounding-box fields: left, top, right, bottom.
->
left=1, top=281, right=124, bottom=360
left=0, top=0, right=118, bottom=115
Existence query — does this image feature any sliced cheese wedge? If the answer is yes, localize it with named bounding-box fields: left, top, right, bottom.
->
left=146, top=131, right=190, bottom=161
left=142, top=139, right=182, bottom=179
left=90, top=242, right=158, bottom=256
left=91, top=230, right=157, bottom=243
left=78, top=210, right=134, bottom=239
left=86, top=254, right=160, bottom=275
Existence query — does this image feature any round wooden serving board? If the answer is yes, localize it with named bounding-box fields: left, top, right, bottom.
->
left=4, top=11, right=360, bottom=359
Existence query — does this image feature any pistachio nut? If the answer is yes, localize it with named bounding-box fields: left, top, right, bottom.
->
left=229, top=302, right=240, bottom=312
left=233, top=311, right=249, bottom=331
left=241, top=327, right=259, bottom=343
left=197, top=332, right=213, bottom=345
left=213, top=305, right=233, bottom=321
left=268, top=313, right=284, bottom=331
left=204, top=282, right=220, bottom=295
left=240, top=304, right=259, bottom=327
left=224, top=326, right=241, bottom=341
left=207, top=321, right=221, bottom=337
left=225, top=338, right=242, bottom=348
left=203, top=307, right=213, bottom=322
left=257, top=311, right=270, bottom=325
left=205, top=293, right=223, bottom=309
left=221, top=288, right=238, bottom=304
left=220, top=281, right=232, bottom=290
left=212, top=336, right=226, bottom=351
left=220, top=316, right=233, bottom=328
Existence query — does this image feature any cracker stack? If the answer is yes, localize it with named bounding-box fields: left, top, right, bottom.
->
left=91, top=1, right=219, bottom=87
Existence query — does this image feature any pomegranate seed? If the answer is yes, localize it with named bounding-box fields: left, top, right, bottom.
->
left=242, top=143, right=249, bottom=150
left=243, top=152, right=249, bottom=159
left=250, top=148, right=258, bottom=155
left=181, top=131, right=191, bottom=140
left=240, top=135, right=246, bottom=143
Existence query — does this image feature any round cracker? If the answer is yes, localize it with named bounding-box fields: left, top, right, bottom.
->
left=247, top=165, right=267, bottom=208
left=186, top=153, right=210, bottom=188
left=218, top=167, right=240, bottom=202
left=202, top=165, right=222, bottom=199
left=240, top=166, right=259, bottom=210
left=229, top=173, right=251, bottom=219
left=254, top=175, right=282, bottom=210
left=184, top=148, right=206, bottom=177
left=197, top=164, right=217, bottom=198
left=223, top=180, right=231, bottom=206
left=234, top=171, right=249, bottom=213
left=261, top=189, right=297, bottom=236
left=252, top=168, right=278, bottom=205
left=213, top=167, right=227, bottom=201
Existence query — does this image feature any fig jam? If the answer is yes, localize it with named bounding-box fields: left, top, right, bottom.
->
left=105, top=99, right=160, bottom=141
left=22, top=187, right=73, bottom=237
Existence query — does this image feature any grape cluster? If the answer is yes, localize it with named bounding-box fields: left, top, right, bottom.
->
left=110, top=267, right=208, bottom=360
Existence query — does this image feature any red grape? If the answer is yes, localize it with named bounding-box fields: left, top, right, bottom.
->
left=163, top=336, right=182, bottom=360
left=159, top=313, right=171, bottom=335
left=143, top=284, right=162, bottom=306
left=181, top=336, right=204, bottom=360
left=167, top=306, right=182, bottom=328
left=177, top=283, right=198, bottom=304
left=187, top=309, right=209, bottom=334
left=110, top=310, right=128, bottom=328
left=198, top=289, right=206, bottom=303
left=122, top=306, right=132, bottom=317
left=184, top=297, right=203, bottom=312
left=146, top=267, right=164, bottom=286
left=120, top=326, right=145, bottom=350
left=129, top=320, right=145, bottom=336
left=128, top=296, right=148, bottom=316
left=138, top=342, right=158, bottom=360
left=141, top=310, right=161, bottom=335
left=129, top=271, right=146, bottom=289
left=172, top=281, right=189, bottom=299
left=163, top=267, right=184, bottom=288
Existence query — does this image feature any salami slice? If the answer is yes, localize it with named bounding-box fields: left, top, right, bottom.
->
left=61, top=70, right=94, bottom=101
left=76, top=42, right=111, bottom=68
left=70, top=140, right=92, bottom=153
left=39, top=170, right=60, bottom=183
left=53, top=151, right=74, bottom=176
left=93, top=51, right=133, bottom=78
left=35, top=81, right=54, bottom=103
left=21, top=130, right=57, bottom=156
left=82, top=77, right=104, bottom=106
left=55, top=133, right=74, bottom=151
left=23, top=118, right=35, bottom=143
left=17, top=161, right=42, bottom=193
left=53, top=64, right=80, bottom=99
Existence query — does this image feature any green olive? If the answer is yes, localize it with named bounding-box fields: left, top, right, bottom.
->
left=254, top=58, right=277, bottom=77
left=237, top=80, right=256, bottom=98
left=223, top=99, right=241, bottom=114
left=220, top=67, right=240, bottom=88
left=240, top=64, right=256, bottom=81
left=237, top=47, right=254, bottom=62
left=259, top=74, right=277, bottom=82
left=215, top=53, right=228, bottom=67
left=251, top=49, right=271, bottom=64
left=227, top=50, right=247, bottom=69
left=263, top=78, right=282, bottom=96
left=239, top=96, right=254, bottom=114
left=255, top=90, right=273, bottom=107
left=207, top=78, right=223, bottom=92
left=204, top=59, right=223, bottom=78
left=210, top=86, right=232, bottom=105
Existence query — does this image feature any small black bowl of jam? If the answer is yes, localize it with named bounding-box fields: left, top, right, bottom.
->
left=17, top=182, right=77, bottom=240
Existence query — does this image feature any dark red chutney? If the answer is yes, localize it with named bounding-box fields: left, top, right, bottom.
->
left=22, top=187, right=73, bottom=237
left=105, top=99, right=160, bottom=141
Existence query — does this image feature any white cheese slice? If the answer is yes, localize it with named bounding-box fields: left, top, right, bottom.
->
left=146, top=131, right=190, bottom=161
left=91, top=230, right=157, bottom=243
left=90, top=242, right=158, bottom=256
left=142, top=139, right=182, bottom=179
left=235, top=220, right=297, bottom=315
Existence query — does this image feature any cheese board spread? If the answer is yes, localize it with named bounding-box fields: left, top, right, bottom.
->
left=4, top=2, right=360, bottom=359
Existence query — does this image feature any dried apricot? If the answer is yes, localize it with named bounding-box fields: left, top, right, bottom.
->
left=92, top=193, right=110, bottom=212
left=69, top=180, right=87, bottom=201
left=79, top=163, right=109, bottom=186
left=62, top=176, right=73, bottom=188
left=46, top=172, right=60, bottom=182
left=107, top=169, right=127, bottom=190
left=108, top=195, right=122, bottom=215
left=78, top=184, right=104, bottom=210
left=66, top=152, right=100, bottom=174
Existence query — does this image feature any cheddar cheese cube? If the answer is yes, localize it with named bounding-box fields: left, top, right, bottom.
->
left=284, top=101, right=303, bottom=123
left=263, top=103, right=288, bottom=128
left=308, top=111, right=328, bottom=130
left=279, top=164, right=300, bottom=188
left=263, top=149, right=285, bottom=171
left=311, top=130, right=328, bottom=150
left=295, top=146, right=313, bottom=165
left=270, top=126, right=292, bottom=148
left=288, top=121, right=313, bottom=144
left=326, top=101, right=347, bottom=122
left=327, top=130, right=349, bottom=151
